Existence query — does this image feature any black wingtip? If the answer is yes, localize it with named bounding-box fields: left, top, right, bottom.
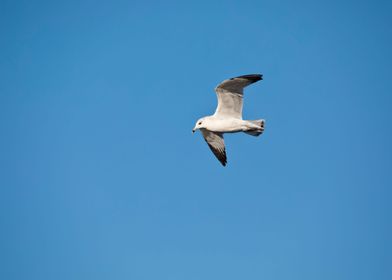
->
left=234, top=74, right=263, bottom=83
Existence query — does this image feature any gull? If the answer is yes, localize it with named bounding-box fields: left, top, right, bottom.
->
left=192, top=74, right=265, bottom=166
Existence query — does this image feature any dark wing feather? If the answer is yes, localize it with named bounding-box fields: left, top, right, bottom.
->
left=200, top=129, right=227, bottom=166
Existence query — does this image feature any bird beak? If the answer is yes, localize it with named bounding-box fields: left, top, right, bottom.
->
left=192, top=129, right=195, bottom=134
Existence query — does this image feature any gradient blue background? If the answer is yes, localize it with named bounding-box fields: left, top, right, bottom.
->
left=1, top=0, right=391, bottom=279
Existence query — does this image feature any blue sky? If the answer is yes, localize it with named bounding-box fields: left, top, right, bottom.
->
left=0, top=0, right=391, bottom=279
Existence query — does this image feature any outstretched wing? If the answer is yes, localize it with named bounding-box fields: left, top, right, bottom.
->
left=214, top=74, right=262, bottom=119
left=201, top=129, right=227, bottom=166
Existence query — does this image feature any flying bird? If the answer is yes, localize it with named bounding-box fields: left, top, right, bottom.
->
left=193, top=74, right=265, bottom=166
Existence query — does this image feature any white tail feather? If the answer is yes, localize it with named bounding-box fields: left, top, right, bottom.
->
left=244, top=119, right=265, bottom=137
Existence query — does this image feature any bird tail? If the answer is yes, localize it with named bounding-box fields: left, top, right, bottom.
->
left=244, top=119, right=265, bottom=136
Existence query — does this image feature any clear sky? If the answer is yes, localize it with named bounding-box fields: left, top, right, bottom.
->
left=0, top=0, right=391, bottom=279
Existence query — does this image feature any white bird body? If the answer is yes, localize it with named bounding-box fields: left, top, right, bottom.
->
left=193, top=74, right=265, bottom=166
left=197, top=116, right=260, bottom=133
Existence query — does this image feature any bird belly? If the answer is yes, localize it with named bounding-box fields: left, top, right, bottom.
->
left=207, top=118, right=246, bottom=133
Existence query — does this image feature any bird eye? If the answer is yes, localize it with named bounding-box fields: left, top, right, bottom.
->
left=198, top=122, right=202, bottom=125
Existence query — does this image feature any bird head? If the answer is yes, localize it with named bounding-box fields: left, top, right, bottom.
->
left=192, top=118, right=205, bottom=133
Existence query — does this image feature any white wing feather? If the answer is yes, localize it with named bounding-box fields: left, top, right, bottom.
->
left=214, top=74, right=262, bottom=119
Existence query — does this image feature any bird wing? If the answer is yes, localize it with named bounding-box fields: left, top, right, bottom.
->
left=214, top=74, right=262, bottom=119
left=201, top=129, right=227, bottom=166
